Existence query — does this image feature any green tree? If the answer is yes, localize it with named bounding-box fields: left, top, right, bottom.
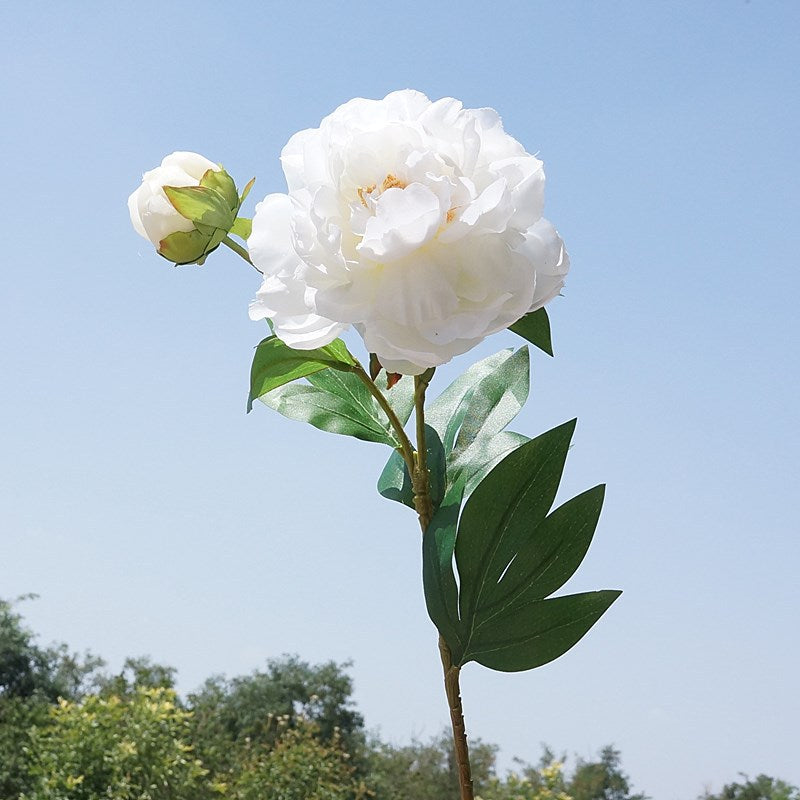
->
left=0, top=597, right=104, bottom=798
left=230, top=717, right=368, bottom=800
left=188, top=655, right=364, bottom=777
left=568, top=746, right=646, bottom=800
left=1, top=596, right=102, bottom=702
left=364, top=730, right=497, bottom=800
left=22, top=687, right=215, bottom=800
left=701, top=774, right=800, bottom=800
left=94, top=655, right=177, bottom=698
left=479, top=759, right=572, bottom=800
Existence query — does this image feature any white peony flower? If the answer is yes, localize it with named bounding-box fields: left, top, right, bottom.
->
left=128, top=151, right=220, bottom=246
left=248, top=90, right=569, bottom=374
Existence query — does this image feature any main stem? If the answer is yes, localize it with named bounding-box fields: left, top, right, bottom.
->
left=413, top=373, right=474, bottom=800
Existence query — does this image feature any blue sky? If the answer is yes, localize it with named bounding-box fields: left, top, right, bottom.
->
left=1, top=1, right=798, bottom=797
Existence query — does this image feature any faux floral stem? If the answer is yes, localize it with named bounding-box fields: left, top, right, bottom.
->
left=412, top=371, right=435, bottom=530
left=412, top=373, right=474, bottom=800
left=439, top=635, right=474, bottom=800
left=222, top=235, right=258, bottom=269
left=353, top=366, right=416, bottom=473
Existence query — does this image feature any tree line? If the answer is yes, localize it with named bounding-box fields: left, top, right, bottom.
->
left=1, top=597, right=796, bottom=800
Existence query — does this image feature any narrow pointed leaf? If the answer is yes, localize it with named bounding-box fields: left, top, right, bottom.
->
left=240, top=176, right=256, bottom=204
left=306, top=369, right=399, bottom=445
left=510, top=308, right=553, bottom=356
left=480, top=485, right=606, bottom=616
left=422, top=482, right=465, bottom=659
left=259, top=384, right=396, bottom=445
left=454, top=430, right=530, bottom=498
left=425, top=349, right=515, bottom=451
left=247, top=336, right=355, bottom=412
left=453, top=346, right=530, bottom=454
left=373, top=372, right=415, bottom=426
left=467, top=590, right=621, bottom=672
left=455, top=419, right=577, bottom=623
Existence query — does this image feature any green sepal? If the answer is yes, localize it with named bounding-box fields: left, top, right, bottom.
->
left=200, top=168, right=239, bottom=210
left=158, top=229, right=213, bottom=266
left=247, top=336, right=356, bottom=412
left=239, top=177, right=256, bottom=205
left=163, top=185, right=235, bottom=230
left=230, top=217, right=252, bottom=239
left=509, top=308, right=553, bottom=356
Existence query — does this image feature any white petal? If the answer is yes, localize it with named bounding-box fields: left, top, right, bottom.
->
left=161, top=151, right=218, bottom=181
left=358, top=184, right=445, bottom=262
left=516, top=218, right=570, bottom=310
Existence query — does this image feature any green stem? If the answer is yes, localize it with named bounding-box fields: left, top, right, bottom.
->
left=412, top=371, right=435, bottom=531
left=412, top=371, right=473, bottom=800
left=353, top=366, right=415, bottom=474
left=222, top=235, right=258, bottom=270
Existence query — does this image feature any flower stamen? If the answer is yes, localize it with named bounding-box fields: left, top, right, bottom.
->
left=381, top=174, right=406, bottom=192
left=357, top=183, right=376, bottom=208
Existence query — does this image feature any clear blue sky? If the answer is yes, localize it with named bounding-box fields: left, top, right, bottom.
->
left=2, top=1, right=798, bottom=797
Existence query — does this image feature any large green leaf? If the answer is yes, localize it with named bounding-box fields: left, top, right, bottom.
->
left=478, top=484, right=605, bottom=614
left=259, top=383, right=396, bottom=446
left=378, top=348, right=531, bottom=513
left=422, top=481, right=465, bottom=655
left=247, top=336, right=355, bottom=412
left=509, top=308, right=553, bottom=356
left=468, top=590, right=621, bottom=672
left=421, top=419, right=620, bottom=673
left=456, top=419, right=576, bottom=624
left=425, top=349, right=515, bottom=452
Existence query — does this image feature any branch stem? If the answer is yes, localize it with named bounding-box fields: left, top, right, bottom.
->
left=353, top=366, right=415, bottom=474
left=222, top=235, right=258, bottom=270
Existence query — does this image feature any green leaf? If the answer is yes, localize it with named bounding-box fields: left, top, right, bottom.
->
left=455, top=430, right=530, bottom=498
left=163, top=185, right=235, bottom=230
left=422, top=481, right=465, bottom=658
left=510, top=308, right=553, bottom=356
left=259, top=383, right=396, bottom=445
left=456, top=419, right=577, bottom=624
left=377, top=425, right=446, bottom=510
left=468, top=590, right=621, bottom=672
left=373, top=372, right=415, bottom=426
left=480, top=485, right=606, bottom=613
left=200, top=168, right=239, bottom=210
left=158, top=229, right=211, bottom=265
left=425, top=349, right=515, bottom=452
left=420, top=418, right=620, bottom=674
left=306, top=369, right=398, bottom=445
left=452, top=346, right=530, bottom=455
left=230, top=217, right=252, bottom=239
left=247, top=336, right=355, bottom=412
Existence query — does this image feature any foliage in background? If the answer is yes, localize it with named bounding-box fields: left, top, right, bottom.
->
left=1, top=598, right=796, bottom=800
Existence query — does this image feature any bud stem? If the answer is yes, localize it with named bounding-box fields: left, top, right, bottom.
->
left=222, top=236, right=258, bottom=270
